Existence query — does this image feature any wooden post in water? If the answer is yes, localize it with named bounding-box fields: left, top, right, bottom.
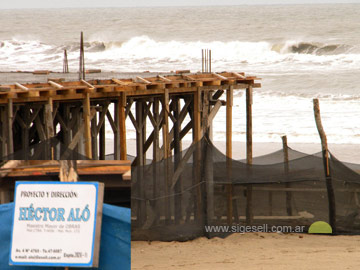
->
left=313, top=99, right=336, bottom=233
left=79, top=32, right=85, bottom=80
left=63, top=49, right=69, bottom=73
left=246, top=85, right=253, bottom=225
left=282, top=135, right=292, bottom=216
left=226, top=85, right=233, bottom=225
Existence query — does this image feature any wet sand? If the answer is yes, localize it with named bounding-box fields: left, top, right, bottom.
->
left=131, top=233, right=360, bottom=270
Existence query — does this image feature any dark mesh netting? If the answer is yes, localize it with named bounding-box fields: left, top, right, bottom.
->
left=131, top=137, right=360, bottom=241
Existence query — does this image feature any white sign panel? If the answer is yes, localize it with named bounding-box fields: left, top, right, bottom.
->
left=10, top=181, right=104, bottom=267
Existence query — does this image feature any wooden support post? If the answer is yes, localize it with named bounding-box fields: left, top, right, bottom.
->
left=163, top=90, right=171, bottom=224
left=246, top=85, right=253, bottom=225
left=114, top=100, right=120, bottom=160
left=91, top=110, right=98, bottom=160
left=142, top=102, right=147, bottom=165
left=7, top=99, right=14, bottom=157
left=173, top=97, right=182, bottom=224
left=152, top=98, right=160, bottom=225
left=99, top=113, right=105, bottom=160
left=119, top=92, right=127, bottom=160
left=1, top=106, right=7, bottom=158
left=193, top=88, right=202, bottom=222
left=313, top=99, right=336, bottom=233
left=63, top=105, right=72, bottom=158
left=136, top=100, right=146, bottom=226
left=226, top=86, right=233, bottom=225
left=83, top=93, right=92, bottom=159
left=203, top=92, right=214, bottom=228
left=22, top=106, right=30, bottom=160
left=59, top=160, right=78, bottom=182
left=45, top=98, right=54, bottom=159
left=282, top=135, right=292, bottom=216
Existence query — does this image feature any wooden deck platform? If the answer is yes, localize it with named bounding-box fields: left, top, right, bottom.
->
left=0, top=72, right=260, bottom=103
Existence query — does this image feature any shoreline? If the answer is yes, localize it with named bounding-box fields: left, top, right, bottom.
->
left=107, top=139, right=360, bottom=164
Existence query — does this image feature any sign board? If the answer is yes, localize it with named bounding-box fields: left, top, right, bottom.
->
left=10, top=181, right=104, bottom=268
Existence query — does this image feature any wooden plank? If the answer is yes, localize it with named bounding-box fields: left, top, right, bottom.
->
left=313, top=98, right=336, bottom=233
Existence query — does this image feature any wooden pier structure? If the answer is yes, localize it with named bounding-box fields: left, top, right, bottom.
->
left=0, top=71, right=260, bottom=229
left=0, top=72, right=260, bottom=161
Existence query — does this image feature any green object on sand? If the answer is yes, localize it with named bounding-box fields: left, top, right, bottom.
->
left=308, top=221, right=332, bottom=234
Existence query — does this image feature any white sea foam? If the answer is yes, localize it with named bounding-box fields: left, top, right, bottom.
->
left=1, top=36, right=360, bottom=72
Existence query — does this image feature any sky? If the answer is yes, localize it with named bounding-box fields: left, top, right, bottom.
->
left=0, top=0, right=359, bottom=9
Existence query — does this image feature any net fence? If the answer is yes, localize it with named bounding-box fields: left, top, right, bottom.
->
left=131, top=137, right=360, bottom=241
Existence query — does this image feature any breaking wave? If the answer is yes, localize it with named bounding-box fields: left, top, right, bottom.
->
left=272, top=41, right=356, bottom=55
left=0, top=36, right=360, bottom=72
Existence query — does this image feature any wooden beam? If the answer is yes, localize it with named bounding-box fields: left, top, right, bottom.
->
left=112, top=78, right=129, bottom=86
left=313, top=98, right=336, bottom=233
left=212, top=73, right=228, bottom=80
left=49, top=80, right=64, bottom=89
left=81, top=79, right=95, bottom=89
left=233, top=72, right=246, bottom=79
left=136, top=76, right=151, bottom=84
left=15, top=83, right=29, bottom=91
left=157, top=75, right=172, bottom=82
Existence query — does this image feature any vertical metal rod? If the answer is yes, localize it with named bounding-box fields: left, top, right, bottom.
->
left=201, top=49, right=204, bottom=73
left=209, top=50, right=211, bottom=73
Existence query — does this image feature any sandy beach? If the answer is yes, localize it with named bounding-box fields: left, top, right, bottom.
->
left=132, top=233, right=360, bottom=269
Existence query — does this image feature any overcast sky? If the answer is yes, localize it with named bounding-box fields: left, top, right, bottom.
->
left=0, top=0, right=359, bottom=9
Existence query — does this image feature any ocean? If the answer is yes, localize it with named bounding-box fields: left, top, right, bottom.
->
left=0, top=4, right=360, bottom=148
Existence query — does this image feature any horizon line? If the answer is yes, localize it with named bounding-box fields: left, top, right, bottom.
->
left=0, top=2, right=359, bottom=10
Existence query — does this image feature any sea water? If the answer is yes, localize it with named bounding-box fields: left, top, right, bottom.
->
left=0, top=4, right=359, bottom=146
